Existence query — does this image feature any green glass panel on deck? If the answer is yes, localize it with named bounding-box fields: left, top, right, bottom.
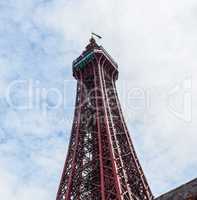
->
left=74, top=52, right=94, bottom=69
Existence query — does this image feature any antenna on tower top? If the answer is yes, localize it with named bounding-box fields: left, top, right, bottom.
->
left=91, top=32, right=102, bottom=39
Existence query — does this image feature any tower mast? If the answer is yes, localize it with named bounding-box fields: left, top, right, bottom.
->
left=56, top=38, right=153, bottom=200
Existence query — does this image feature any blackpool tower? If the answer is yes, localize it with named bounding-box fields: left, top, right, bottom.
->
left=56, top=37, right=153, bottom=200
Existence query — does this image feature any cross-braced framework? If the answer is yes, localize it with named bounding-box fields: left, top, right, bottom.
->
left=56, top=38, right=154, bottom=200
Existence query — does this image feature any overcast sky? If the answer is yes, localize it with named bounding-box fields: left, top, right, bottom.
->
left=0, top=0, right=197, bottom=199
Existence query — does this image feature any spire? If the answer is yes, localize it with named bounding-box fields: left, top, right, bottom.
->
left=85, top=33, right=102, bottom=52
left=85, top=35, right=100, bottom=51
left=73, top=34, right=118, bottom=70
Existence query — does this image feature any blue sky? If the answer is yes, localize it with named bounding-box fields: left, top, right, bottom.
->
left=0, top=0, right=197, bottom=199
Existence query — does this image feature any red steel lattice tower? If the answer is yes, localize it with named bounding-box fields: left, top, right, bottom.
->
left=56, top=38, right=153, bottom=200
